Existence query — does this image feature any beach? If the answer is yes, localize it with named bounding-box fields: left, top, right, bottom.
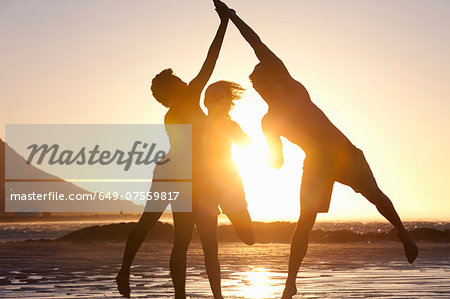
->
left=1, top=240, right=449, bottom=298
left=2, top=1, right=449, bottom=298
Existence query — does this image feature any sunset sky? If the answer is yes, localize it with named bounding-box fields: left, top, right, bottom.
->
left=1, top=0, right=449, bottom=221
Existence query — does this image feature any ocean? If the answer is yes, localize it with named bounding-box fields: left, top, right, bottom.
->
left=1, top=220, right=449, bottom=243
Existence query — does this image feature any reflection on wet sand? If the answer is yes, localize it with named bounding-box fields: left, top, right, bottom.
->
left=0, top=242, right=449, bottom=298
left=235, top=268, right=284, bottom=298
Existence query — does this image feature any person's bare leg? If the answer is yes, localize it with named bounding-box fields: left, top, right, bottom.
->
left=196, top=216, right=223, bottom=299
left=282, top=211, right=317, bottom=299
left=116, top=211, right=163, bottom=298
left=360, top=181, right=418, bottom=263
left=281, top=167, right=333, bottom=298
left=170, top=212, right=195, bottom=299
left=226, top=209, right=255, bottom=245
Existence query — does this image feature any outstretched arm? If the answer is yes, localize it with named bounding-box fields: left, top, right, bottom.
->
left=262, top=114, right=283, bottom=169
left=214, top=0, right=282, bottom=64
left=188, top=6, right=229, bottom=94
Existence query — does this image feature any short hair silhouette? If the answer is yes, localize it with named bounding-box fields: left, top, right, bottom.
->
left=151, top=68, right=184, bottom=107
left=205, top=80, right=245, bottom=114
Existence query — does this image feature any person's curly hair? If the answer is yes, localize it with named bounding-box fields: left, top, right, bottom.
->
left=204, top=80, right=245, bottom=110
left=151, top=68, right=180, bottom=107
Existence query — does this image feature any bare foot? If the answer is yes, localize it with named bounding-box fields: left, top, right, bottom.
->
left=116, top=270, right=130, bottom=298
left=281, top=282, right=297, bottom=299
left=398, top=230, right=419, bottom=264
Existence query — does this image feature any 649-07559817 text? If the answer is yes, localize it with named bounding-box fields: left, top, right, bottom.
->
left=8, top=191, right=180, bottom=201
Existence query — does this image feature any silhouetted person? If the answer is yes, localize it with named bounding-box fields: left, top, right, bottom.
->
left=203, top=81, right=255, bottom=242
left=214, top=1, right=419, bottom=298
left=116, top=6, right=230, bottom=298
left=187, top=80, right=256, bottom=299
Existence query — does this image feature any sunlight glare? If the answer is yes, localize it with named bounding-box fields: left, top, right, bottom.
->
left=239, top=269, right=278, bottom=298
left=230, top=90, right=304, bottom=221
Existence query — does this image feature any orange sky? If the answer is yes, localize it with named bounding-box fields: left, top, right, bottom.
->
left=1, top=0, right=449, bottom=221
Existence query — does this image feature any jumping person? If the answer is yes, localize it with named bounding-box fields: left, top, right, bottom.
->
left=213, top=1, right=418, bottom=298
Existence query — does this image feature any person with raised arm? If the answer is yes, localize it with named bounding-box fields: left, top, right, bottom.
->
left=116, top=5, right=236, bottom=298
left=213, top=1, right=418, bottom=298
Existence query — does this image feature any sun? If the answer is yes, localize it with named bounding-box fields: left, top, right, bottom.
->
left=229, top=91, right=304, bottom=222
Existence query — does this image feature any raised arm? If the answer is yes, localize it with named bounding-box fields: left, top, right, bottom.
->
left=262, top=114, right=283, bottom=169
left=214, top=0, right=282, bottom=64
left=188, top=6, right=229, bottom=94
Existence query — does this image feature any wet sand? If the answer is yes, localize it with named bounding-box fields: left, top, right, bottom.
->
left=0, top=241, right=449, bottom=298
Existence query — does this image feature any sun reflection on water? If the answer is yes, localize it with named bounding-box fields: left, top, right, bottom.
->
left=232, top=268, right=285, bottom=298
